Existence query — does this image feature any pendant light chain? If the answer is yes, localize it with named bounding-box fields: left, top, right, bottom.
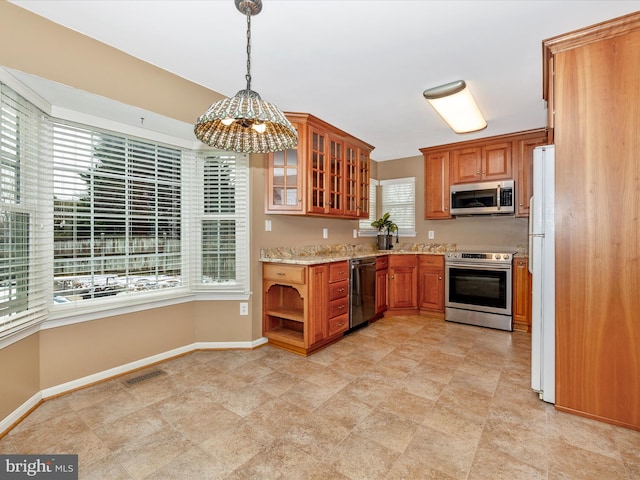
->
left=245, top=10, right=252, bottom=91
left=194, top=0, right=298, bottom=153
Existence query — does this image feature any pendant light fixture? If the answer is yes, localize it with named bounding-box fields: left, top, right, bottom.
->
left=194, top=0, right=298, bottom=153
left=423, top=80, right=487, bottom=134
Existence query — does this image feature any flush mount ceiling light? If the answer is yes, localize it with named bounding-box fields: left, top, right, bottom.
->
left=423, top=80, right=487, bottom=134
left=194, top=0, right=298, bottom=153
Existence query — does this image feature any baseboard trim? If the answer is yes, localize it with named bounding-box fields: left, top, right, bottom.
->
left=2, top=337, right=268, bottom=437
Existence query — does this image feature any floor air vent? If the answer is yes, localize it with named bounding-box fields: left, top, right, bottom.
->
left=122, top=369, right=165, bottom=387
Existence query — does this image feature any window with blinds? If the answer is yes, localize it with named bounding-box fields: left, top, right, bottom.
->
left=0, top=77, right=251, bottom=339
left=0, top=83, right=51, bottom=335
left=197, top=152, right=249, bottom=291
left=380, top=177, right=416, bottom=236
left=52, top=122, right=183, bottom=302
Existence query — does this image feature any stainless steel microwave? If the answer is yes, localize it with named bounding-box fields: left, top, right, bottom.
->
left=450, top=179, right=515, bottom=215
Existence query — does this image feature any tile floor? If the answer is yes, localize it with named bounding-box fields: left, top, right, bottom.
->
left=1, top=315, right=639, bottom=479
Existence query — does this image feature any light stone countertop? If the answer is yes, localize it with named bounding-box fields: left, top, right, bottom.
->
left=260, top=242, right=456, bottom=265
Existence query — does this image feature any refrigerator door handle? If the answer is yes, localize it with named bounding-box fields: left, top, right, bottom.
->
left=528, top=196, right=534, bottom=273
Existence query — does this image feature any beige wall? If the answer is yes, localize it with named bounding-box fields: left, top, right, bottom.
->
left=39, top=304, right=195, bottom=389
left=0, top=334, right=39, bottom=422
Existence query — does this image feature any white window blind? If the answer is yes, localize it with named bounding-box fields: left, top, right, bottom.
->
left=194, top=152, right=249, bottom=292
left=358, top=179, right=378, bottom=234
left=52, top=122, right=183, bottom=303
left=380, top=177, right=416, bottom=236
left=0, top=83, right=51, bottom=335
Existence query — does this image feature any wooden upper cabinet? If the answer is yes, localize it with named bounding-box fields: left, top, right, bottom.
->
left=308, top=126, right=328, bottom=215
left=451, top=142, right=511, bottom=184
left=421, top=129, right=547, bottom=219
left=451, top=147, right=481, bottom=183
left=514, top=133, right=548, bottom=217
left=266, top=125, right=304, bottom=213
left=265, top=112, right=374, bottom=219
left=482, top=142, right=512, bottom=180
left=423, top=151, right=451, bottom=219
left=344, top=143, right=359, bottom=217
left=357, top=148, right=371, bottom=218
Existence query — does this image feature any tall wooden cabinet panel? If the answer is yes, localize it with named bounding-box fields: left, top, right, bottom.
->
left=387, top=255, right=418, bottom=315
left=544, top=12, right=640, bottom=430
left=423, top=151, right=451, bottom=219
left=418, top=255, right=444, bottom=316
left=265, top=112, right=374, bottom=219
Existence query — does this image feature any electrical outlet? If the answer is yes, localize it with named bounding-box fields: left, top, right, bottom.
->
left=322, top=228, right=328, bottom=239
left=428, top=230, right=435, bottom=240
left=353, top=229, right=358, bottom=239
left=239, top=302, right=249, bottom=315
left=265, top=219, right=272, bottom=232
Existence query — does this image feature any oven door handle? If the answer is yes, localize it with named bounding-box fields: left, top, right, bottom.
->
left=446, top=262, right=511, bottom=270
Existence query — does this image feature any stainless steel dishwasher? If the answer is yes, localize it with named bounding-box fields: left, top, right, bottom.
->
left=349, top=257, right=377, bottom=330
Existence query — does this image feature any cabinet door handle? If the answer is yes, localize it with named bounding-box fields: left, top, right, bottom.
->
left=389, top=275, right=395, bottom=279
left=276, top=273, right=285, bottom=276
left=338, top=288, right=345, bottom=292
left=438, top=276, right=442, bottom=280
left=338, top=322, right=344, bottom=327
left=337, top=305, right=345, bottom=310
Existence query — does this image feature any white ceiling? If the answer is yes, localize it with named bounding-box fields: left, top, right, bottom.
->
left=8, top=0, right=640, bottom=161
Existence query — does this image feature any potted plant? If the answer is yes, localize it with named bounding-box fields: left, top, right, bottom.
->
left=371, top=212, right=398, bottom=250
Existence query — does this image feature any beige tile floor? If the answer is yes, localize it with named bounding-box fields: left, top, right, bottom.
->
left=2, top=315, right=639, bottom=479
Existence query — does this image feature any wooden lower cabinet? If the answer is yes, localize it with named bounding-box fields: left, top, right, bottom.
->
left=512, top=257, right=531, bottom=332
left=418, top=255, right=444, bottom=317
left=263, top=261, right=348, bottom=356
left=374, top=255, right=389, bottom=318
left=387, top=255, right=418, bottom=315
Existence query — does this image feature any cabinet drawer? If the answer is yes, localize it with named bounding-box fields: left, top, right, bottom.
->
left=376, top=255, right=389, bottom=270
left=389, top=254, right=418, bottom=267
left=263, top=264, right=306, bottom=284
left=419, top=255, right=444, bottom=268
left=328, top=313, right=349, bottom=336
left=329, top=279, right=349, bottom=300
left=329, top=297, right=349, bottom=318
left=329, top=261, right=350, bottom=283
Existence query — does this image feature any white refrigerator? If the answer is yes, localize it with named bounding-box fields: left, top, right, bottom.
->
left=528, top=145, right=555, bottom=404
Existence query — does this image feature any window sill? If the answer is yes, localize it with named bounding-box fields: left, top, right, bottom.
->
left=43, top=288, right=250, bottom=331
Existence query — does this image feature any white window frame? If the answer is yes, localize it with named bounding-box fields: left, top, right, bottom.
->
left=0, top=73, right=251, bottom=340
left=379, top=177, right=416, bottom=237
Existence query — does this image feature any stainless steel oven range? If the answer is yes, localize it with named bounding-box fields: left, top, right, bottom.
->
left=445, top=251, right=514, bottom=331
